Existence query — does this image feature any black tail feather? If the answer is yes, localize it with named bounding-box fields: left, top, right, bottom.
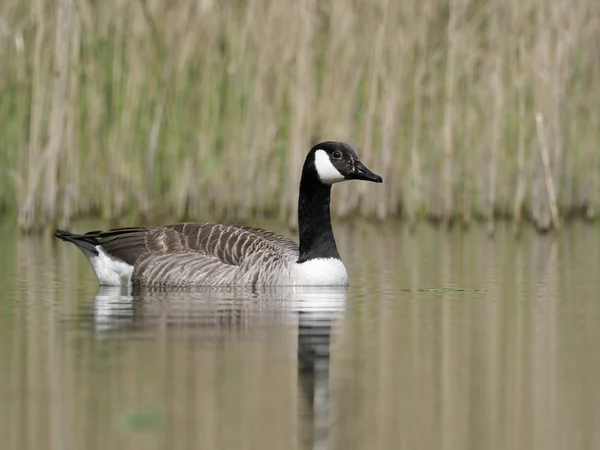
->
left=54, top=229, right=100, bottom=255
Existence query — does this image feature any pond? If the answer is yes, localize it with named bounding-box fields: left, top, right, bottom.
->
left=0, top=220, right=599, bottom=450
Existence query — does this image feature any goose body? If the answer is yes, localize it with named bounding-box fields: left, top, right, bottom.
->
left=55, top=142, right=382, bottom=287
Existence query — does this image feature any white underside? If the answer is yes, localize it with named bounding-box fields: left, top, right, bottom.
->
left=85, top=247, right=347, bottom=287
left=292, top=258, right=348, bottom=286
left=87, top=246, right=134, bottom=286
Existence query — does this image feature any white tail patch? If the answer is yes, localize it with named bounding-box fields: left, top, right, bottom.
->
left=86, top=246, right=134, bottom=286
left=314, top=149, right=345, bottom=184
left=293, top=258, right=348, bottom=286
left=93, top=286, right=133, bottom=333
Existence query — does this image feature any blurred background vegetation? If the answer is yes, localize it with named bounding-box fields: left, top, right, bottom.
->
left=0, top=0, right=598, bottom=233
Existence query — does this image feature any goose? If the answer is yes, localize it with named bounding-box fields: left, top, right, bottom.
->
left=54, top=141, right=382, bottom=287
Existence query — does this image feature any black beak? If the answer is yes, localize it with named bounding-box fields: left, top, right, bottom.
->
left=351, top=161, right=383, bottom=183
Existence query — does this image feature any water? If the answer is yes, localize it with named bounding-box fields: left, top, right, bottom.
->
left=1, top=220, right=599, bottom=450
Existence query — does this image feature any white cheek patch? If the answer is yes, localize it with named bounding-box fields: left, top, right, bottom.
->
left=314, top=149, right=345, bottom=184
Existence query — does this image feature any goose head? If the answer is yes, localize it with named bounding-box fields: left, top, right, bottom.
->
left=304, top=141, right=383, bottom=185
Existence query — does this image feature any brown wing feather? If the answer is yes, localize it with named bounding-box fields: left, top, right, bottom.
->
left=94, top=222, right=298, bottom=268
left=85, top=227, right=152, bottom=265
left=237, top=225, right=298, bottom=252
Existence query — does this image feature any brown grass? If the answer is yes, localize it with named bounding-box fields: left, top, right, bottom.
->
left=0, top=0, right=598, bottom=232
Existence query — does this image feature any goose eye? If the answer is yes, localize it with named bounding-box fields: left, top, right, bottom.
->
left=332, top=151, right=342, bottom=160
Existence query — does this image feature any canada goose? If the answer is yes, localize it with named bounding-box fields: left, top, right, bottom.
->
left=55, top=141, right=382, bottom=287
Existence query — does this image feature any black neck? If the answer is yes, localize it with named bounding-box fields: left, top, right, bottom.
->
left=297, top=174, right=340, bottom=263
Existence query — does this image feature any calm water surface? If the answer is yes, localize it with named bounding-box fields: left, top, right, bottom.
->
left=0, top=220, right=599, bottom=450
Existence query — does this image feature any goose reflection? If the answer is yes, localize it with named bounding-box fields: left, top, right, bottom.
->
left=89, top=285, right=346, bottom=449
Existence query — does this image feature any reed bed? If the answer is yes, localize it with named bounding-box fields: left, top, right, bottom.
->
left=0, top=0, right=598, bottom=232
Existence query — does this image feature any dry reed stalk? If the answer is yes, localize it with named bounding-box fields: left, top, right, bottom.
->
left=530, top=0, right=551, bottom=231
left=513, top=92, right=527, bottom=232
left=535, top=114, right=560, bottom=232
left=406, top=2, right=429, bottom=227
left=319, top=0, right=357, bottom=139
left=60, top=3, right=81, bottom=228
left=408, top=65, right=424, bottom=227
left=550, top=57, right=565, bottom=213
left=240, top=0, right=269, bottom=216
left=225, top=18, right=250, bottom=219
left=357, top=0, right=387, bottom=217
left=378, top=63, right=399, bottom=218
left=585, top=112, right=599, bottom=220
left=581, top=5, right=600, bottom=220
left=191, top=10, right=222, bottom=218
left=140, top=1, right=198, bottom=217
left=106, top=8, right=127, bottom=219
left=486, top=11, right=503, bottom=236
left=17, top=0, right=47, bottom=231
left=377, top=0, right=404, bottom=219
left=43, top=0, right=72, bottom=227
left=285, top=0, right=313, bottom=227
left=267, top=2, right=301, bottom=214
left=135, top=1, right=162, bottom=214
left=460, top=94, right=474, bottom=228
left=142, top=45, right=170, bottom=214
left=441, top=0, right=457, bottom=228
left=1, top=19, right=27, bottom=213
left=549, top=0, right=575, bottom=211
left=513, top=38, right=527, bottom=232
